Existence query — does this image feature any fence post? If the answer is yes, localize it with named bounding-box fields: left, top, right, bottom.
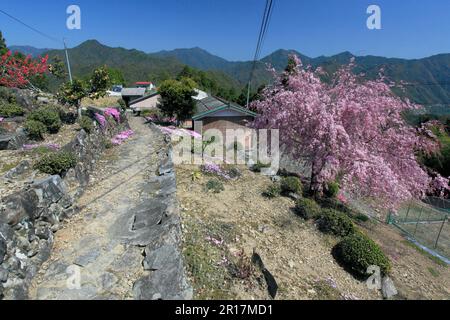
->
left=404, top=202, right=411, bottom=223
left=414, top=207, right=424, bottom=236
left=434, top=217, right=447, bottom=249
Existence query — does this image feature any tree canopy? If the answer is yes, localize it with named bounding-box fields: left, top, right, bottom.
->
left=251, top=55, right=449, bottom=211
left=158, top=77, right=197, bottom=122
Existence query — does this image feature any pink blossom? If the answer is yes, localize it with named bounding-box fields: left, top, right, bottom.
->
left=95, top=113, right=107, bottom=128
left=111, top=129, right=134, bottom=145
left=251, top=55, right=448, bottom=212
left=205, top=236, right=224, bottom=247
left=159, top=126, right=202, bottom=140
left=104, top=107, right=121, bottom=122
left=0, top=117, right=4, bottom=122
left=201, top=163, right=231, bottom=180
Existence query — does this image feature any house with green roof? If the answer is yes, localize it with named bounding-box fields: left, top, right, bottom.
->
left=191, top=94, right=258, bottom=149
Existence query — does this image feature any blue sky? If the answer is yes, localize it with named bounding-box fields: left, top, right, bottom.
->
left=1, top=0, right=449, bottom=61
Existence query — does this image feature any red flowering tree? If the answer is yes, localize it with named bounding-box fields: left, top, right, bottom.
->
left=0, top=50, right=48, bottom=88
left=252, top=56, right=449, bottom=211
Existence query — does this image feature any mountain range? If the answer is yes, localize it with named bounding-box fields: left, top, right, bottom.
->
left=9, top=40, right=450, bottom=106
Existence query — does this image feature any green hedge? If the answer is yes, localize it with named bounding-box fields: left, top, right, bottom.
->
left=34, top=151, right=77, bottom=175
left=334, top=232, right=391, bottom=277
left=317, top=209, right=356, bottom=237
left=28, top=106, right=62, bottom=134
left=294, top=198, right=321, bottom=220
left=24, top=119, right=47, bottom=140
left=0, top=103, right=24, bottom=117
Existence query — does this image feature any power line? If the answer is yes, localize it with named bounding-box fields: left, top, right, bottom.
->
left=0, top=9, right=61, bottom=44
left=246, top=0, right=275, bottom=107
left=0, top=8, right=73, bottom=84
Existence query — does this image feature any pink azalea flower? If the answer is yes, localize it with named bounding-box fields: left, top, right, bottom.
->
left=104, top=107, right=121, bottom=122
left=95, top=113, right=107, bottom=128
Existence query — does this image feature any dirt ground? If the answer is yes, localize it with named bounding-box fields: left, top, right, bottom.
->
left=175, top=164, right=450, bottom=300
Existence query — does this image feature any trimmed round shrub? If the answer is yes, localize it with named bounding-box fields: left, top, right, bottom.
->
left=294, top=198, right=321, bottom=220
left=79, top=116, right=94, bottom=134
left=24, top=119, right=47, bottom=140
left=334, top=232, right=391, bottom=277
left=317, top=209, right=356, bottom=237
left=28, top=106, right=62, bottom=134
left=324, top=181, right=340, bottom=198
left=34, top=151, right=77, bottom=175
left=0, top=103, right=24, bottom=117
left=263, top=183, right=281, bottom=198
left=280, top=176, right=302, bottom=194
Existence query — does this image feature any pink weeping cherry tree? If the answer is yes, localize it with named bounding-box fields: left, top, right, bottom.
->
left=251, top=55, right=449, bottom=211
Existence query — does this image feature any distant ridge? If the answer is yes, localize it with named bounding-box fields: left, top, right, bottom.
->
left=16, top=40, right=450, bottom=105
left=8, top=45, right=53, bottom=57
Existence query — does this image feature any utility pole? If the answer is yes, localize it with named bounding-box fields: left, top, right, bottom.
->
left=63, top=38, right=73, bottom=83
left=246, top=82, right=251, bottom=108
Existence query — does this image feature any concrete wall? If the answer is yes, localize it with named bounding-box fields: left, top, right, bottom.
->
left=195, top=116, right=254, bottom=150
left=130, top=95, right=160, bottom=112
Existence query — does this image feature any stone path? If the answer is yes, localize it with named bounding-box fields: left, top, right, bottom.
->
left=28, top=116, right=191, bottom=300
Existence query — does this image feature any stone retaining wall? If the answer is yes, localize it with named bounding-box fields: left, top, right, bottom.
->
left=132, top=123, right=192, bottom=300
left=0, top=107, right=128, bottom=299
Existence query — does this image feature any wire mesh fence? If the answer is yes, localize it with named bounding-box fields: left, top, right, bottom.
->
left=387, top=199, right=449, bottom=260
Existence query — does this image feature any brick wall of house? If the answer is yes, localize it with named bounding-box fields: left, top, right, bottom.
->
left=200, top=116, right=254, bottom=149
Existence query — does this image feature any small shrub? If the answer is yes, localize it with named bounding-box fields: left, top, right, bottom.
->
left=0, top=87, right=17, bottom=103
left=317, top=209, right=356, bottom=237
left=354, top=214, right=369, bottom=223
left=324, top=181, right=340, bottom=198
left=0, top=103, right=24, bottom=117
left=34, top=151, right=77, bottom=175
left=263, top=183, right=281, bottom=198
left=250, top=161, right=271, bottom=172
left=141, top=109, right=155, bottom=117
left=280, top=176, right=302, bottom=195
left=205, top=179, right=225, bottom=193
left=294, top=198, right=321, bottom=220
left=79, top=116, right=94, bottom=134
left=103, top=138, right=113, bottom=149
left=334, top=232, right=391, bottom=277
left=24, top=119, right=47, bottom=140
left=317, top=197, right=354, bottom=215
left=28, top=106, right=62, bottom=133
left=222, top=165, right=241, bottom=179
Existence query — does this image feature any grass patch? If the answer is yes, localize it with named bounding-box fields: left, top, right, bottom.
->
left=402, top=240, right=448, bottom=268
left=182, top=219, right=233, bottom=300
left=1, top=161, right=19, bottom=173
left=313, top=280, right=342, bottom=300
left=427, top=267, right=440, bottom=278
